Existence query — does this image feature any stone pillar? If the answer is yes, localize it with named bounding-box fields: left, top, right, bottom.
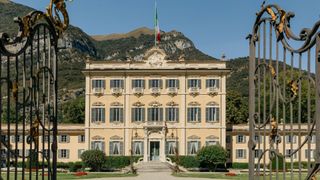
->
left=143, top=128, right=148, bottom=162
left=161, top=127, right=166, bottom=162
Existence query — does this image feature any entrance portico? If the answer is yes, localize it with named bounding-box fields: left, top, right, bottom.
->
left=143, top=124, right=167, bottom=162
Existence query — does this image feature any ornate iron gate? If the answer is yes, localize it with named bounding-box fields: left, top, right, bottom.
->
left=248, top=3, right=320, bottom=180
left=0, top=0, right=68, bottom=179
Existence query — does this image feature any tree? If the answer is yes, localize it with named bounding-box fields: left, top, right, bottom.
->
left=80, top=150, right=106, bottom=172
left=62, top=97, right=85, bottom=124
left=226, top=90, right=248, bottom=124
left=196, top=145, right=228, bottom=171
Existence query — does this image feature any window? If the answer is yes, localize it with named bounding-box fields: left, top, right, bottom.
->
left=166, top=79, right=179, bottom=89
left=165, top=107, right=179, bottom=122
left=91, top=141, right=105, bottom=152
left=1, top=135, right=8, bottom=142
left=166, top=141, right=178, bottom=155
left=132, top=79, right=145, bottom=88
left=132, top=107, right=145, bottom=122
left=132, top=141, right=143, bottom=156
left=91, top=108, right=105, bottom=123
left=59, top=135, right=69, bottom=143
left=59, top=149, right=69, bottom=159
left=92, top=79, right=105, bottom=89
left=109, top=141, right=123, bottom=156
left=206, top=107, right=219, bottom=122
left=285, top=149, right=297, bottom=159
left=110, top=79, right=124, bottom=89
left=305, top=149, right=315, bottom=159
left=188, top=79, right=201, bottom=88
left=206, top=141, right=218, bottom=146
left=12, top=135, right=21, bottom=143
left=226, top=136, right=231, bottom=143
left=188, top=141, right=200, bottom=155
left=187, top=107, right=201, bottom=122
left=149, top=79, right=162, bottom=88
left=285, top=135, right=296, bottom=144
left=43, top=149, right=50, bottom=158
left=78, top=149, right=85, bottom=159
left=110, top=107, right=124, bottom=122
left=206, top=79, right=220, bottom=89
left=236, top=149, right=246, bottom=159
left=311, top=135, right=316, bottom=144
left=254, top=135, right=262, bottom=143
left=236, top=135, right=246, bottom=143
left=254, top=149, right=262, bottom=159
left=78, top=135, right=85, bottom=143
left=148, top=107, right=163, bottom=121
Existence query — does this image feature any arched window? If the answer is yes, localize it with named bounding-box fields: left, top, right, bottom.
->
left=148, top=101, right=163, bottom=122
left=132, top=102, right=145, bottom=122
left=91, top=102, right=105, bottom=123
left=187, top=102, right=201, bottom=122
left=206, top=102, right=219, bottom=122
left=165, top=101, right=179, bottom=122
left=110, top=102, right=124, bottom=123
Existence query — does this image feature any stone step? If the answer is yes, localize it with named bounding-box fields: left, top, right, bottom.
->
left=135, top=162, right=172, bottom=173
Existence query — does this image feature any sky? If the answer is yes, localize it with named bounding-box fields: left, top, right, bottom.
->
left=11, top=0, right=320, bottom=59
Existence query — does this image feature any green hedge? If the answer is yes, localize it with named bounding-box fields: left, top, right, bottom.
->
left=103, top=156, right=142, bottom=170
left=168, top=156, right=200, bottom=168
left=230, top=163, right=248, bottom=169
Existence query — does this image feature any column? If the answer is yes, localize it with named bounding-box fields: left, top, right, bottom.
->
left=161, top=127, right=166, bottom=162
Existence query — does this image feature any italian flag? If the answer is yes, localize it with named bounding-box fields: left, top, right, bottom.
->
left=154, top=2, right=161, bottom=46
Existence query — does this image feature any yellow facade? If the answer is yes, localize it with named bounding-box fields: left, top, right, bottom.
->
left=83, top=48, right=229, bottom=162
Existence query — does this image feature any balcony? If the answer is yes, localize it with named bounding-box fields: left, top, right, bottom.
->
left=132, top=87, right=144, bottom=96
left=188, top=87, right=200, bottom=96
left=167, top=87, right=178, bottom=95
left=150, top=87, right=161, bottom=95
left=111, top=87, right=123, bottom=96
left=207, top=87, right=219, bottom=96
left=92, top=88, right=104, bottom=96
left=144, top=121, right=165, bottom=128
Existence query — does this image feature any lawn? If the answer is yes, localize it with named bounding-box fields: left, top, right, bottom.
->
left=173, top=172, right=318, bottom=180
left=1, top=172, right=137, bottom=180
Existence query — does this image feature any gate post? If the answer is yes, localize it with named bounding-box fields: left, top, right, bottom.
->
left=316, top=35, right=320, bottom=165
left=248, top=36, right=256, bottom=179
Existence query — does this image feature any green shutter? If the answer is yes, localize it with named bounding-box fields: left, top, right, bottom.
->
left=149, top=80, right=152, bottom=89
left=102, top=142, right=105, bottom=153
left=110, top=108, right=114, bottom=122
left=141, top=108, right=145, bottom=122
left=198, top=108, right=201, bottom=122
left=176, top=80, right=180, bottom=89
left=120, top=142, right=124, bottom=155
left=216, top=108, right=220, bottom=122
left=160, top=108, right=163, bottom=121
left=187, top=142, right=191, bottom=155
left=165, top=141, right=169, bottom=155
left=131, top=108, right=135, bottom=122
left=176, top=108, right=179, bottom=122
left=109, top=142, right=113, bottom=155
left=120, top=108, right=124, bottom=122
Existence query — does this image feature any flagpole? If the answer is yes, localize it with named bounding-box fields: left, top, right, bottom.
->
left=154, top=1, right=157, bottom=47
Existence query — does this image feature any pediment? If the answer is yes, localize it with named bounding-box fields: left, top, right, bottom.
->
left=110, top=102, right=123, bottom=106
left=132, top=102, right=145, bottom=107
left=92, top=135, right=104, bottom=140
left=149, top=101, right=162, bottom=107
left=206, top=135, right=219, bottom=140
left=110, top=135, right=123, bottom=140
left=206, top=101, right=219, bottom=106
left=92, top=102, right=105, bottom=106
left=188, top=135, right=201, bottom=139
left=144, top=48, right=167, bottom=67
left=166, top=101, right=178, bottom=106
left=188, top=101, right=200, bottom=106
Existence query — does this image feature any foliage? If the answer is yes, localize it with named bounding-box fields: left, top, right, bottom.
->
left=103, top=156, right=141, bottom=170
left=226, top=90, right=248, bottom=124
left=81, top=150, right=106, bottom=172
left=230, top=163, right=249, bottom=169
left=62, top=96, right=85, bottom=124
left=26, top=150, right=38, bottom=168
left=68, top=161, right=84, bottom=172
left=168, top=156, right=200, bottom=168
left=196, top=145, right=228, bottom=171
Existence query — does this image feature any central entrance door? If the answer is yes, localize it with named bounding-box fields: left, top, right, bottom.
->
left=150, top=141, right=160, bottom=161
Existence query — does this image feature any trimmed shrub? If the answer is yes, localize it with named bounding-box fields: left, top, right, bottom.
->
left=231, top=163, right=249, bottom=169
left=81, top=150, right=106, bottom=172
left=197, top=145, right=228, bottom=171
left=68, top=161, right=84, bottom=172
left=271, top=155, right=285, bottom=171
left=168, top=156, right=200, bottom=168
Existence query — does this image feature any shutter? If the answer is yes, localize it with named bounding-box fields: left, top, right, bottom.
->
left=109, top=142, right=113, bottom=155
left=67, top=135, right=70, bottom=143
left=102, top=108, right=105, bottom=123
left=206, top=108, right=209, bottom=122
left=187, top=79, right=191, bottom=88
left=141, top=108, right=145, bottom=122
left=121, top=80, right=124, bottom=88
left=78, top=149, right=81, bottom=159
left=58, top=135, right=62, bottom=143
left=131, top=108, right=135, bottom=122
left=142, top=80, right=145, bottom=88
left=58, top=150, right=61, bottom=158
left=102, top=80, right=105, bottom=89
left=120, top=142, right=124, bottom=155
left=91, top=109, right=95, bottom=122
left=11, top=136, right=15, bottom=143
left=176, top=80, right=180, bottom=89
left=110, top=80, right=113, bottom=88
left=91, top=142, right=95, bottom=150
left=216, top=79, right=220, bottom=89
left=165, top=108, right=169, bottom=121
left=176, top=108, right=179, bottom=122
left=198, top=79, right=201, bottom=89
left=132, top=80, right=135, bottom=88
left=244, top=149, right=247, bottom=159
left=159, top=79, right=163, bottom=89
left=160, top=108, right=163, bottom=121
left=198, top=141, right=201, bottom=152
left=187, top=108, right=190, bottom=122
left=120, top=108, right=124, bottom=122
left=187, top=142, right=191, bottom=155
left=149, top=79, right=152, bottom=88
left=110, top=108, right=113, bottom=122
left=216, top=108, right=220, bottom=122
left=66, top=150, right=70, bottom=159
left=244, top=136, right=247, bottom=143
left=206, top=79, right=209, bottom=88
left=293, top=136, right=297, bottom=144
left=175, top=141, right=179, bottom=154
left=78, top=135, right=81, bottom=143
left=148, top=108, right=151, bottom=121
left=198, top=108, right=201, bottom=122
left=141, top=142, right=144, bottom=155
left=165, top=141, right=169, bottom=155
left=102, top=142, right=105, bottom=153
left=166, top=79, right=169, bottom=88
